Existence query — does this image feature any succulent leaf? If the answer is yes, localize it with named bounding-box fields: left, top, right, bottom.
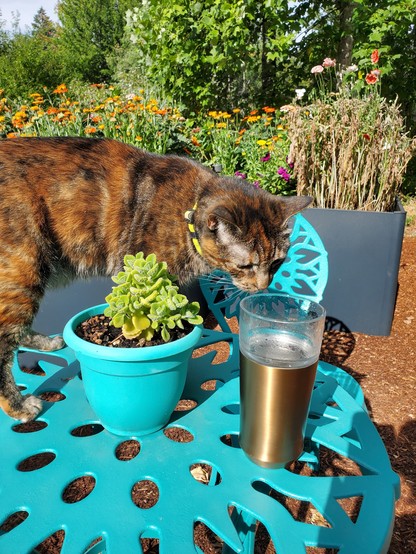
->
left=104, top=252, right=203, bottom=343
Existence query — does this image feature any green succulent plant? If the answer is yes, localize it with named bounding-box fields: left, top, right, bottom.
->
left=104, top=252, right=203, bottom=342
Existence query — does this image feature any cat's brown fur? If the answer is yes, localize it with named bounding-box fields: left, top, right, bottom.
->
left=0, top=137, right=311, bottom=422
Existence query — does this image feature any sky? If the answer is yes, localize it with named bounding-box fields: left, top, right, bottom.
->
left=0, top=0, right=59, bottom=31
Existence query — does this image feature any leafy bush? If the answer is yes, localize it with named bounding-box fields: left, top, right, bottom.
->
left=104, top=253, right=203, bottom=342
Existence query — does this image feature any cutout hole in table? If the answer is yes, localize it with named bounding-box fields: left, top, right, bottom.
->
left=220, top=433, right=240, bottom=448
left=70, top=423, right=104, bottom=437
left=0, top=511, right=28, bottom=535
left=131, top=480, right=159, bottom=509
left=163, top=426, right=194, bottom=443
left=84, top=536, right=105, bottom=554
left=194, top=521, right=223, bottom=551
left=12, top=420, right=48, bottom=434
left=17, top=451, right=56, bottom=472
left=140, top=537, right=159, bottom=553
left=34, top=530, right=65, bottom=553
left=174, top=398, right=198, bottom=412
left=38, top=391, right=66, bottom=402
left=62, top=475, right=96, bottom=504
left=115, top=439, right=141, bottom=461
left=190, top=463, right=222, bottom=486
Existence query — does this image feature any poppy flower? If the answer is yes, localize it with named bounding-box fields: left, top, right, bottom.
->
left=322, top=58, right=336, bottom=68
left=365, top=73, right=378, bottom=85
left=371, top=49, right=379, bottom=64
left=311, top=65, right=324, bottom=74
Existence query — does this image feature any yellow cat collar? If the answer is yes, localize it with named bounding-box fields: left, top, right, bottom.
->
left=185, top=203, right=203, bottom=256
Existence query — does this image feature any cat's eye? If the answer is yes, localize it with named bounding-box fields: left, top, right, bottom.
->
left=237, top=264, right=254, bottom=270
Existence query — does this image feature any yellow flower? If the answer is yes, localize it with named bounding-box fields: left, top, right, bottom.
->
left=232, top=108, right=241, bottom=113
left=135, top=135, right=143, bottom=141
left=216, top=122, right=227, bottom=129
left=257, top=139, right=267, bottom=146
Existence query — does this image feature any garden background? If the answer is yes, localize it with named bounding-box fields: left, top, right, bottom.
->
left=0, top=0, right=416, bottom=205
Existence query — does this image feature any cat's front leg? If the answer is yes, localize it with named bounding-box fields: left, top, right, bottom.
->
left=20, top=329, right=65, bottom=351
left=0, top=349, right=43, bottom=422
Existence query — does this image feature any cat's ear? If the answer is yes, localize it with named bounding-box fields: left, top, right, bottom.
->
left=277, top=195, right=313, bottom=224
left=207, top=205, right=237, bottom=231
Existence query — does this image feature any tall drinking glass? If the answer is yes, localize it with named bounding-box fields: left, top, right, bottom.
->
left=239, top=294, right=326, bottom=468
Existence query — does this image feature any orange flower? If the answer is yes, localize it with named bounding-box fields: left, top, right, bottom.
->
left=262, top=107, right=276, bottom=113
left=84, top=126, right=97, bottom=134
left=53, top=84, right=68, bottom=94
left=371, top=49, right=379, bottom=64
left=365, top=73, right=378, bottom=85
left=191, top=135, right=201, bottom=147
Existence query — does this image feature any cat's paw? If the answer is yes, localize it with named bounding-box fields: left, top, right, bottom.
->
left=44, top=335, right=66, bottom=351
left=20, top=333, right=65, bottom=351
left=17, top=395, right=43, bottom=423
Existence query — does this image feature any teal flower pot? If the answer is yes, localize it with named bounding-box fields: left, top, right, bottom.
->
left=63, top=304, right=202, bottom=436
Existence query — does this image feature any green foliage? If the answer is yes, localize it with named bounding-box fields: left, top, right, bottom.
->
left=0, top=31, right=66, bottom=98
left=57, top=0, right=137, bottom=82
left=124, top=0, right=294, bottom=111
left=187, top=108, right=295, bottom=195
left=104, top=253, right=203, bottom=343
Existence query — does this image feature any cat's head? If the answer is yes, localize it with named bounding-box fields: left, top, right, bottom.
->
left=196, top=180, right=312, bottom=292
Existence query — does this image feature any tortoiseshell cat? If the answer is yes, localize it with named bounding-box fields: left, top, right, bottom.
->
left=0, top=137, right=311, bottom=422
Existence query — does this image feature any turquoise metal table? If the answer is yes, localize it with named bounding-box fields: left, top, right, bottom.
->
left=0, top=329, right=400, bottom=553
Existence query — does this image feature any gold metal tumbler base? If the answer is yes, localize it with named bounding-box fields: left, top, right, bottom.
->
left=239, top=353, right=318, bottom=467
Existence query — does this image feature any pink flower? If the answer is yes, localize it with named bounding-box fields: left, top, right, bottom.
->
left=322, top=58, right=336, bottom=68
left=371, top=69, right=381, bottom=77
left=235, top=171, right=247, bottom=179
left=311, top=65, right=324, bottom=74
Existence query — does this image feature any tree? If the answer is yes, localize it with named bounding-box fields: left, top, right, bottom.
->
left=124, top=0, right=294, bottom=111
left=32, top=7, right=57, bottom=38
left=57, top=0, right=136, bottom=82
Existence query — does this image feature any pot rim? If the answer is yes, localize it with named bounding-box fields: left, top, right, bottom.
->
left=63, top=303, right=203, bottom=361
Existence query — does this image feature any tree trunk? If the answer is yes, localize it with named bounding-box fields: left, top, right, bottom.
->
left=337, top=1, right=357, bottom=68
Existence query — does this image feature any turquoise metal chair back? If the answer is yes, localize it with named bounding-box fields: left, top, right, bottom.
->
left=199, top=213, right=328, bottom=332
